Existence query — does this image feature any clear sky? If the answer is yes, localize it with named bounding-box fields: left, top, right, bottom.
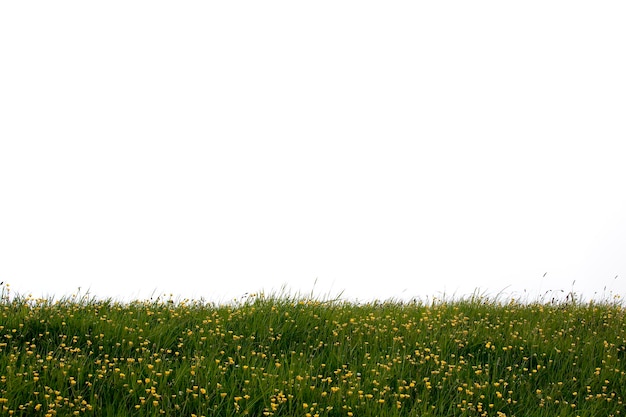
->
left=2, top=1, right=625, bottom=304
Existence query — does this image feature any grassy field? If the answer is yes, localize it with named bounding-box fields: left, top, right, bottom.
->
left=1, top=284, right=625, bottom=417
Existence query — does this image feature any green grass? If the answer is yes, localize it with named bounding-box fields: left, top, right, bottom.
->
left=1, top=284, right=625, bottom=417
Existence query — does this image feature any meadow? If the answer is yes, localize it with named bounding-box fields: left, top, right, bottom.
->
left=1, top=284, right=625, bottom=417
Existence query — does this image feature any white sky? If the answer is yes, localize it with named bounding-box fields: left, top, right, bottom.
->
left=1, top=1, right=625, bottom=304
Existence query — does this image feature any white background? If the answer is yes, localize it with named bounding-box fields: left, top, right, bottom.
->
left=1, top=1, right=625, bottom=303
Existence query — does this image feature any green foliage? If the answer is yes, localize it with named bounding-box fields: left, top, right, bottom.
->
left=0, top=285, right=625, bottom=416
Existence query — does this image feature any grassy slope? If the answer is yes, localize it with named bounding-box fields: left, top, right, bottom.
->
left=1, top=289, right=625, bottom=417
